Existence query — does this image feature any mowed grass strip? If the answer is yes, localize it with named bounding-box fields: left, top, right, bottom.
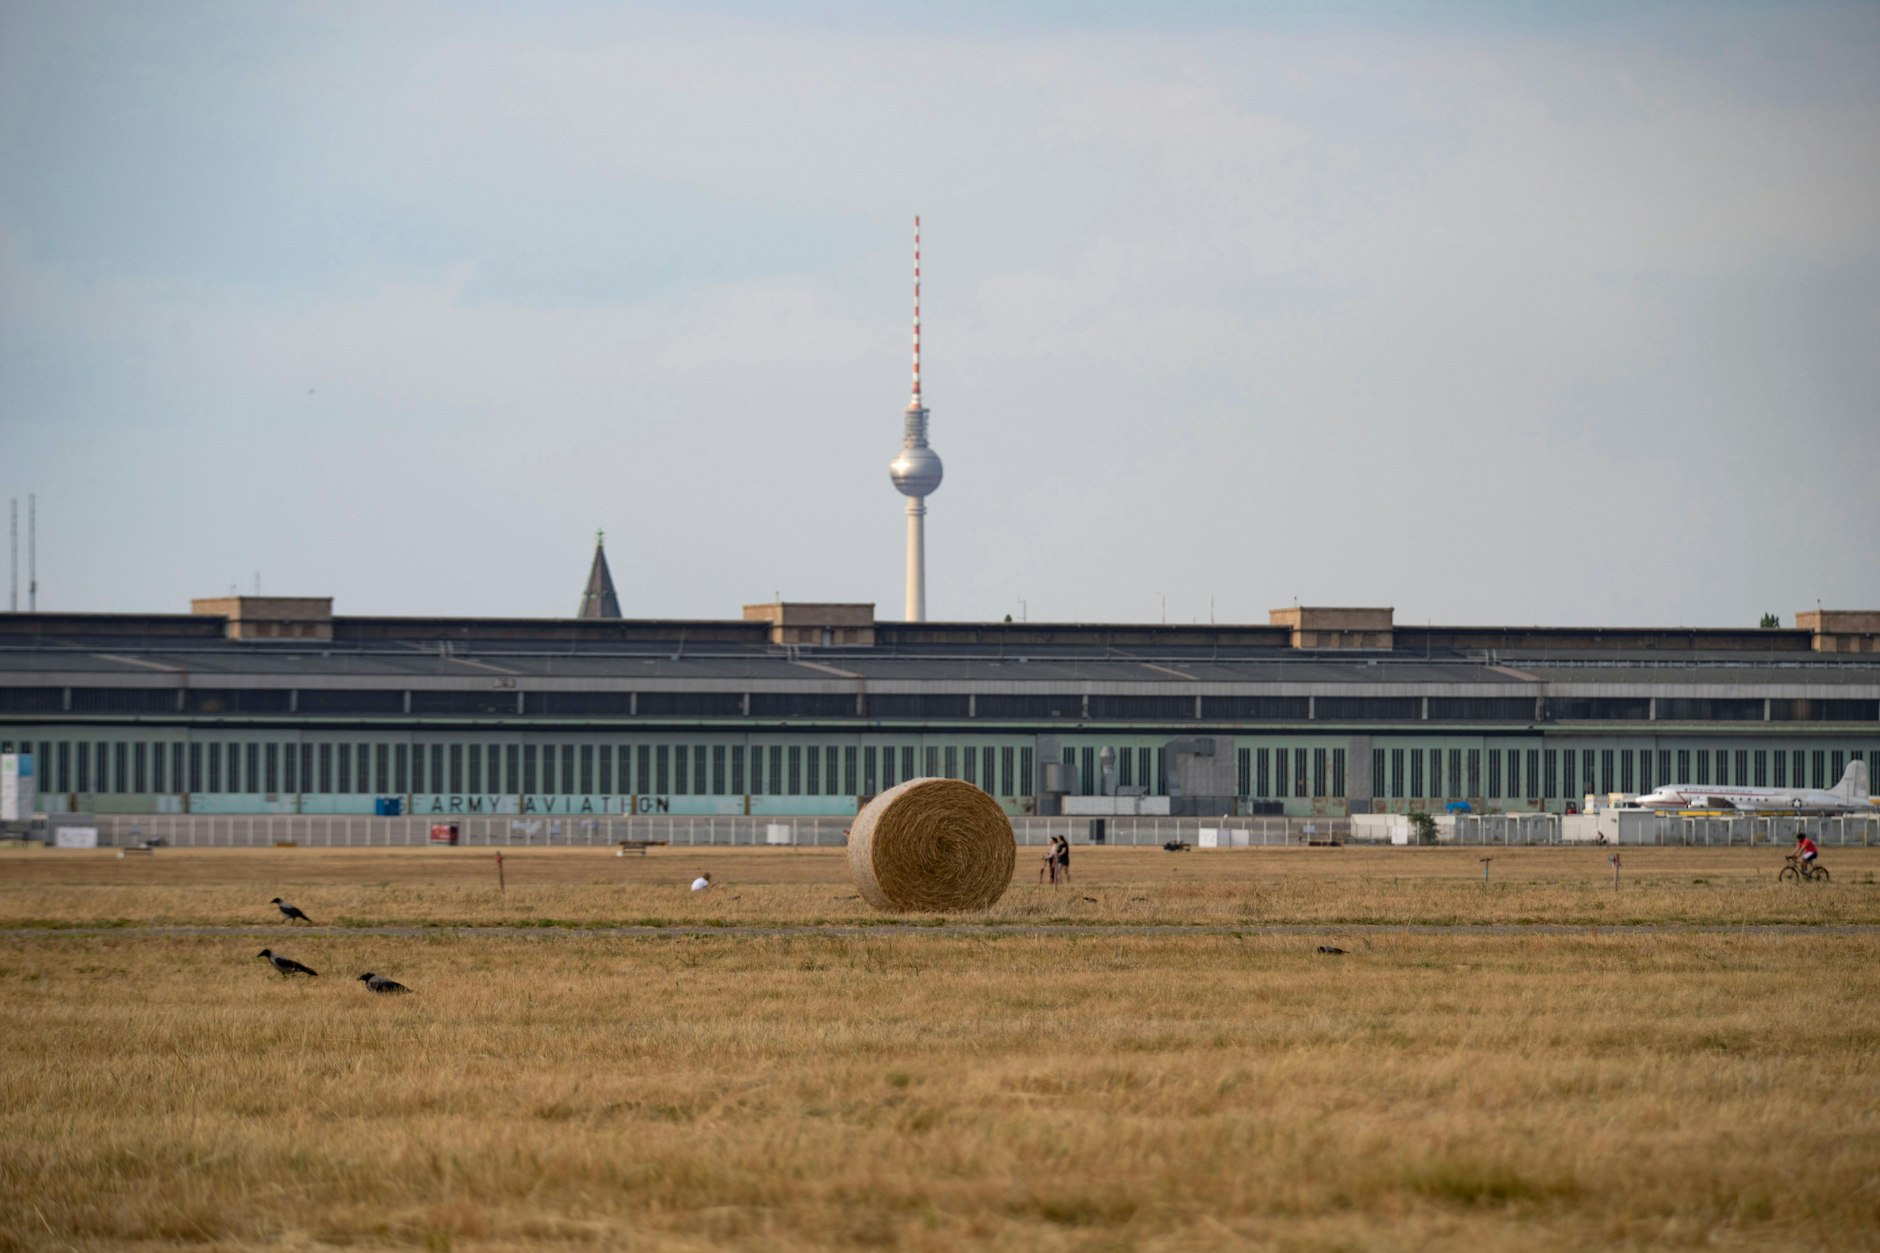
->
left=3, top=845, right=1879, bottom=929
left=1, top=927, right=1876, bottom=1250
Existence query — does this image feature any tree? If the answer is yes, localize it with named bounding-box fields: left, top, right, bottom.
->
left=1760, top=613, right=1780, bottom=629
left=1408, top=810, right=1437, bottom=845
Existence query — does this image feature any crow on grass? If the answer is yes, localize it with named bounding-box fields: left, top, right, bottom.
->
left=258, top=949, right=318, bottom=977
left=357, top=972, right=413, bottom=995
left=270, top=897, right=314, bottom=924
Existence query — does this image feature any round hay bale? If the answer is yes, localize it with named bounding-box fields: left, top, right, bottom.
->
left=848, top=777, right=1015, bottom=912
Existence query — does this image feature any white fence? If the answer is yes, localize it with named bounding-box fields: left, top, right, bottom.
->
left=44, top=811, right=1880, bottom=849
left=1621, top=813, right=1879, bottom=848
left=72, top=813, right=1335, bottom=848
left=1446, top=814, right=1567, bottom=845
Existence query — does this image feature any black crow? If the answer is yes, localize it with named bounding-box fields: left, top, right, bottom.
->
left=258, top=949, right=318, bottom=977
left=1316, top=945, right=1348, bottom=956
left=270, top=897, right=313, bottom=924
left=357, top=972, right=413, bottom=995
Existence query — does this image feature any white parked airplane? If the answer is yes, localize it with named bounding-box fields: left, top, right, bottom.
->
left=1632, top=759, right=1870, bottom=813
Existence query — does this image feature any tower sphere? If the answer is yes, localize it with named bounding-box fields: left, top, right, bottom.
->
left=890, top=430, right=943, bottom=498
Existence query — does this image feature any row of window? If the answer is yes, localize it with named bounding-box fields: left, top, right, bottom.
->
left=7, top=735, right=1876, bottom=803
left=1229, top=747, right=1350, bottom=799
left=0, top=738, right=1037, bottom=799
left=1358, top=746, right=1877, bottom=801
left=10, top=686, right=1877, bottom=722
left=1073, top=744, right=1167, bottom=796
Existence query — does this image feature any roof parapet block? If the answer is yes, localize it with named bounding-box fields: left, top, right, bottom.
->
left=742, top=602, right=876, bottom=647
left=191, top=596, right=334, bottom=641
left=1269, top=606, right=1394, bottom=651
left=1796, top=610, right=1880, bottom=654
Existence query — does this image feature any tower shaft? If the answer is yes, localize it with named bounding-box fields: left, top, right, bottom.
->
left=905, top=497, right=926, bottom=623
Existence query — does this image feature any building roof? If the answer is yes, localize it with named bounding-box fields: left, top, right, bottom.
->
left=2, top=606, right=1877, bottom=712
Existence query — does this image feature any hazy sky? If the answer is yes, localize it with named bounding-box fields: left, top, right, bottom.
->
left=3, top=1, right=1876, bottom=629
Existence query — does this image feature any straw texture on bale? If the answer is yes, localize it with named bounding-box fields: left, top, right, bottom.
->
left=847, top=777, right=1016, bottom=912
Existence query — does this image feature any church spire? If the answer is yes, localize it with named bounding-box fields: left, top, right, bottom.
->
left=577, top=530, right=621, bottom=619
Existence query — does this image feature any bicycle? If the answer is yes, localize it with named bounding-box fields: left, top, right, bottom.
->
left=1777, top=852, right=1831, bottom=884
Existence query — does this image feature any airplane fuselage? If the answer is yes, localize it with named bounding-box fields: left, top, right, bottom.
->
left=1632, top=787, right=1861, bottom=813
left=1633, top=759, right=1870, bottom=814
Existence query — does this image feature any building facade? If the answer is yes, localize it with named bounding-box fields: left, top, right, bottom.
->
left=2, top=602, right=1875, bottom=818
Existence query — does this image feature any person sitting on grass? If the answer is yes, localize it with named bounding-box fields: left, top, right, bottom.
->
left=691, top=872, right=713, bottom=892
left=1795, top=832, right=1819, bottom=874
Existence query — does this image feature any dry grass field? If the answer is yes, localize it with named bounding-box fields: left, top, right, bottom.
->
left=3, top=845, right=1878, bottom=1251
left=3, top=843, right=1879, bottom=930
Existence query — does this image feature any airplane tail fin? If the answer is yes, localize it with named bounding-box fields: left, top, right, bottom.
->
left=1831, top=759, right=1869, bottom=801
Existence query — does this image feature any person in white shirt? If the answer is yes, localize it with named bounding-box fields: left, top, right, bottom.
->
left=690, top=872, right=713, bottom=892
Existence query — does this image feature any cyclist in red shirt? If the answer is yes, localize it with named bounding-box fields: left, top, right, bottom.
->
left=1795, top=832, right=1820, bottom=871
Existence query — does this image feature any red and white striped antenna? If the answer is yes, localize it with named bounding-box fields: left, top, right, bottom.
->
left=910, top=214, right=922, bottom=407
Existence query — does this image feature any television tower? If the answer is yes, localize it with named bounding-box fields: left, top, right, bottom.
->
left=888, top=215, right=943, bottom=622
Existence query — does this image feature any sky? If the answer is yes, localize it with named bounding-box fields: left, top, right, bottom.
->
left=2, top=0, right=1877, bottom=630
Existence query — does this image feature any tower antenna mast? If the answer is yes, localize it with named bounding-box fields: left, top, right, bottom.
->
left=911, top=214, right=922, bottom=407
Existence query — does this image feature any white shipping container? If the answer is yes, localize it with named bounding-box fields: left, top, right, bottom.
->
left=1, top=754, right=37, bottom=821
left=1062, top=795, right=1173, bottom=816
left=1561, top=814, right=1604, bottom=843
left=1350, top=814, right=1409, bottom=844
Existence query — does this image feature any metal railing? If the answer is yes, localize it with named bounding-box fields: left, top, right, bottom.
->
left=49, top=811, right=1878, bottom=849
left=1447, top=814, right=1566, bottom=845
left=1655, top=814, right=1880, bottom=847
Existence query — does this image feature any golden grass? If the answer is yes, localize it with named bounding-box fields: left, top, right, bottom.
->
left=2, top=844, right=1877, bottom=930
left=2, top=848, right=1878, bottom=1250
left=3, top=930, right=1877, bottom=1250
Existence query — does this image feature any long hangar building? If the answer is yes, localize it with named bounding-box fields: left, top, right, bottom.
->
left=2, top=595, right=1877, bottom=819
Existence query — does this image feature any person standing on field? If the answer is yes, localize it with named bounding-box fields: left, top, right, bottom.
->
left=1055, top=834, right=1071, bottom=885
